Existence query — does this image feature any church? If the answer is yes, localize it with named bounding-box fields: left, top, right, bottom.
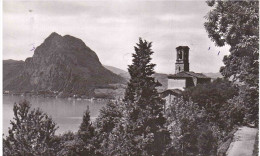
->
left=161, top=46, right=211, bottom=103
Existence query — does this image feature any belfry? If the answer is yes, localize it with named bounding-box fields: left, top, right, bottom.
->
left=175, top=46, right=189, bottom=73
left=161, top=46, right=211, bottom=104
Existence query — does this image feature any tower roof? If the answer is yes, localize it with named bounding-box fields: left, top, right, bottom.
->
left=176, top=46, right=190, bottom=51
left=168, top=71, right=211, bottom=79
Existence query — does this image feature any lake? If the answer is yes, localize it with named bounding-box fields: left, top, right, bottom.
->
left=3, top=95, right=106, bottom=136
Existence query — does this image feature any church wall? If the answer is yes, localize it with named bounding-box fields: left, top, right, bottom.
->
left=168, top=79, right=186, bottom=90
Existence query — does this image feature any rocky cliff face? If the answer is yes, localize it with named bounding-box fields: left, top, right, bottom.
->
left=3, top=59, right=24, bottom=89
left=3, top=32, right=126, bottom=96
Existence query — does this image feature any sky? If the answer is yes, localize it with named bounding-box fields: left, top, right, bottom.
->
left=3, top=0, right=230, bottom=74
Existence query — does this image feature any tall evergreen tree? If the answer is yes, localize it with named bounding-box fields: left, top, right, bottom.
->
left=110, top=38, right=170, bottom=155
left=78, top=106, right=95, bottom=142
left=124, top=38, right=165, bottom=124
left=77, top=106, right=97, bottom=155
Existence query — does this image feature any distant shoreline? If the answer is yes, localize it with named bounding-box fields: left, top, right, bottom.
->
left=3, top=92, right=118, bottom=102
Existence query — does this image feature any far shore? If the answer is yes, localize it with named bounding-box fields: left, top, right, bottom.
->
left=3, top=92, right=121, bottom=102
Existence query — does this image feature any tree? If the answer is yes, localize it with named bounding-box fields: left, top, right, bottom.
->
left=109, top=38, right=170, bottom=155
left=228, top=85, right=258, bottom=126
left=95, top=101, right=123, bottom=135
left=77, top=106, right=98, bottom=155
left=165, top=98, right=200, bottom=156
left=95, top=101, right=123, bottom=155
left=205, top=0, right=259, bottom=88
left=204, top=0, right=259, bottom=125
left=57, top=131, right=86, bottom=156
left=3, top=100, right=58, bottom=156
left=183, top=78, right=238, bottom=107
left=78, top=106, right=95, bottom=142
left=197, top=125, right=218, bottom=156
left=183, top=78, right=238, bottom=130
left=165, top=98, right=218, bottom=156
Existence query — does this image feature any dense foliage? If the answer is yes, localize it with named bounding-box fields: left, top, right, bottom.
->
left=56, top=132, right=87, bottom=156
left=183, top=78, right=239, bottom=130
left=94, top=101, right=123, bottom=155
left=3, top=101, right=58, bottom=155
left=166, top=79, right=240, bottom=155
left=57, top=108, right=100, bottom=156
left=165, top=98, right=218, bottom=156
left=205, top=0, right=259, bottom=125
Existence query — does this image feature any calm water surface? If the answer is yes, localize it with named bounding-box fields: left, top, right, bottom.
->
left=3, top=95, right=106, bottom=135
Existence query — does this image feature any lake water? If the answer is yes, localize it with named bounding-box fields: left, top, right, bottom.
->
left=3, top=95, right=106, bottom=136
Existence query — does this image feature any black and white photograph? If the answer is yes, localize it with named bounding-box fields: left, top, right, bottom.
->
left=2, top=0, right=259, bottom=155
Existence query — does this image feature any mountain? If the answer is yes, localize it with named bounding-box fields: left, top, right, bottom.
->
left=3, top=32, right=126, bottom=96
left=104, top=65, right=168, bottom=90
left=3, top=59, right=24, bottom=89
left=104, top=65, right=130, bottom=80
left=203, top=72, right=223, bottom=79
left=153, top=73, right=168, bottom=91
left=104, top=65, right=126, bottom=75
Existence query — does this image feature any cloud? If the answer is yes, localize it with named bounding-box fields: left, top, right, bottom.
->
left=3, top=0, right=229, bottom=74
left=156, top=13, right=197, bottom=22
left=3, top=1, right=96, bottom=17
left=96, top=17, right=132, bottom=24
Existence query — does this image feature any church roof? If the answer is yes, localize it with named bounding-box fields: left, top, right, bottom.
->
left=176, top=46, right=190, bottom=51
left=168, top=71, right=211, bottom=79
left=160, top=89, right=183, bottom=98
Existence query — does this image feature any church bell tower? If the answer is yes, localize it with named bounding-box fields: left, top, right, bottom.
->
left=175, top=46, right=189, bottom=73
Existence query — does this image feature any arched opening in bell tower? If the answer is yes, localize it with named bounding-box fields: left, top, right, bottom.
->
left=178, top=51, right=182, bottom=60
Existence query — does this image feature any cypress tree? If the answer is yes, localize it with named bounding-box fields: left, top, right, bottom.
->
left=121, top=38, right=170, bottom=155
left=78, top=106, right=95, bottom=142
